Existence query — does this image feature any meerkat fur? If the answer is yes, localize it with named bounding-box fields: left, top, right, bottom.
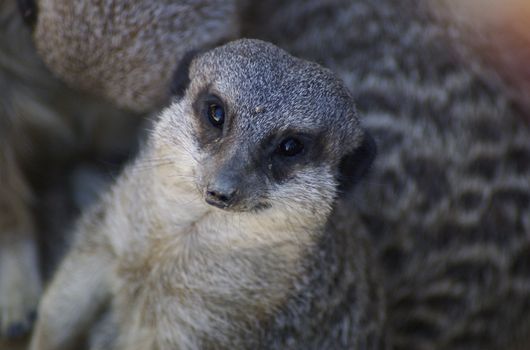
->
left=33, top=0, right=241, bottom=112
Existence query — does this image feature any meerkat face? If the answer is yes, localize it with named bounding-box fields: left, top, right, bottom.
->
left=158, top=39, right=375, bottom=219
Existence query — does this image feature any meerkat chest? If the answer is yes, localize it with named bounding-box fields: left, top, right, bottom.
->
left=113, top=217, right=310, bottom=349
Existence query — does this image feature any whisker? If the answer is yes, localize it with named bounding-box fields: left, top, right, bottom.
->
left=166, top=174, right=195, bottom=179
left=169, top=139, right=200, bottom=164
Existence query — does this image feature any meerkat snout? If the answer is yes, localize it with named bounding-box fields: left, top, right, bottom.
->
left=200, top=143, right=269, bottom=211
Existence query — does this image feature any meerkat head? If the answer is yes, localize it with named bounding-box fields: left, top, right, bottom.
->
left=154, top=39, right=375, bottom=223
left=19, top=0, right=239, bottom=112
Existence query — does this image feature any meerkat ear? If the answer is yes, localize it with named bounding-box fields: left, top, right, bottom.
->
left=170, top=50, right=202, bottom=98
left=338, top=131, right=377, bottom=194
left=17, top=0, right=37, bottom=26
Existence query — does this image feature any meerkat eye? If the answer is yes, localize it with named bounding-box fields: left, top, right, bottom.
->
left=206, top=103, right=225, bottom=128
left=277, top=137, right=304, bottom=157
left=208, top=104, right=224, bottom=127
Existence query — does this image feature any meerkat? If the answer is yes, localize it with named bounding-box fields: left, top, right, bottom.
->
left=244, top=0, right=530, bottom=348
left=30, top=39, right=385, bottom=350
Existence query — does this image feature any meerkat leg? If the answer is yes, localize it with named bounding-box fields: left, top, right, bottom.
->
left=0, top=147, right=41, bottom=340
left=30, top=238, right=114, bottom=350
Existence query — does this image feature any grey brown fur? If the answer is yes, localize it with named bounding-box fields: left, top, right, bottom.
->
left=244, top=0, right=530, bottom=349
left=30, top=39, right=385, bottom=350
left=34, top=0, right=240, bottom=112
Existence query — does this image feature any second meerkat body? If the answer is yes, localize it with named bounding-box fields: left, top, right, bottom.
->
left=245, top=0, right=530, bottom=348
left=31, top=39, right=383, bottom=350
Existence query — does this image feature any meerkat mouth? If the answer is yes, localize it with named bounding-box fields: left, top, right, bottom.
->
left=204, top=195, right=231, bottom=210
left=204, top=199, right=272, bottom=213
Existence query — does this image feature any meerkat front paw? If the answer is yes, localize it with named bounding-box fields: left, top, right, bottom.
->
left=0, top=227, right=42, bottom=340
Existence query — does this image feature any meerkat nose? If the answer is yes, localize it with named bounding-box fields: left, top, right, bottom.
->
left=205, top=181, right=238, bottom=209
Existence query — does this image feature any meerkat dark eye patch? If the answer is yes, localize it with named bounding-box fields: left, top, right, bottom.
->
left=268, top=132, right=324, bottom=183
left=17, top=0, right=37, bottom=26
left=192, top=93, right=228, bottom=147
left=170, top=49, right=202, bottom=98
left=337, top=132, right=377, bottom=194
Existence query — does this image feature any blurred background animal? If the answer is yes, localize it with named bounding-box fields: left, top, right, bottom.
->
left=31, top=0, right=240, bottom=112
left=243, top=0, right=530, bottom=348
